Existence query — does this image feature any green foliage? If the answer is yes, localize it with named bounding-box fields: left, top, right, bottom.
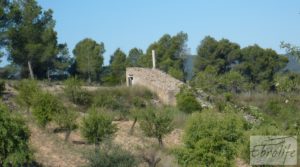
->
left=6, top=0, right=65, bottom=78
left=274, top=72, right=300, bottom=93
left=191, top=68, right=250, bottom=94
left=191, top=66, right=219, bottom=93
left=86, top=144, right=137, bottom=167
left=32, top=91, right=64, bottom=127
left=80, top=108, right=117, bottom=147
left=0, top=103, right=32, bottom=166
left=194, top=36, right=241, bottom=74
left=140, top=32, right=188, bottom=80
left=174, top=110, right=244, bottom=167
left=126, top=48, right=143, bottom=67
left=53, top=109, right=78, bottom=141
left=64, top=76, right=91, bottom=106
left=16, top=79, right=41, bottom=111
left=236, top=45, right=288, bottom=86
left=73, top=38, right=105, bottom=82
left=139, top=107, right=174, bottom=147
left=109, top=48, right=127, bottom=85
left=193, top=37, right=288, bottom=91
left=280, top=41, right=300, bottom=61
left=92, top=86, right=154, bottom=113
left=176, top=86, right=201, bottom=113
left=218, top=70, right=250, bottom=93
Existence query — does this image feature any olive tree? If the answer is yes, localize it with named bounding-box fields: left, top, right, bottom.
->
left=16, top=79, right=40, bottom=112
left=80, top=108, right=117, bottom=151
left=139, top=107, right=174, bottom=148
left=53, top=109, right=78, bottom=142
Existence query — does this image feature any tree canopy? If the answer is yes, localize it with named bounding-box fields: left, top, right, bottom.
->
left=194, top=36, right=241, bottom=74
left=73, top=38, right=105, bottom=83
left=140, top=32, right=188, bottom=80
left=108, top=48, right=127, bottom=84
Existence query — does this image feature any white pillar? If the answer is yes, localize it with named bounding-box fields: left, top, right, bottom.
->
left=152, top=50, right=156, bottom=69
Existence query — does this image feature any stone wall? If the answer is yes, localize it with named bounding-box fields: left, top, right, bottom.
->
left=126, top=67, right=184, bottom=106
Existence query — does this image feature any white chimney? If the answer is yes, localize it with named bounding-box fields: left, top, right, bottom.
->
left=152, top=50, right=156, bottom=69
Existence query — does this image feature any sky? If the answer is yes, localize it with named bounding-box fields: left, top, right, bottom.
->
left=3, top=0, right=300, bottom=66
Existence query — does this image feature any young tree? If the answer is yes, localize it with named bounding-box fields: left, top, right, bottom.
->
left=0, top=103, right=32, bottom=166
left=16, top=79, right=41, bottom=112
left=53, top=109, right=78, bottom=141
left=109, top=48, right=127, bottom=84
left=73, top=38, right=105, bottom=83
left=32, top=92, right=64, bottom=128
left=63, top=76, right=91, bottom=105
left=139, top=107, right=174, bottom=148
left=7, top=0, right=61, bottom=79
left=80, top=108, right=117, bottom=151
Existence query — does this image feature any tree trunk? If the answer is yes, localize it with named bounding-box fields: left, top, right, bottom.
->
left=88, top=74, right=91, bottom=84
left=64, top=129, right=71, bottom=142
left=129, top=117, right=137, bottom=135
left=158, top=136, right=163, bottom=148
left=28, top=61, right=34, bottom=79
left=47, top=68, right=51, bottom=81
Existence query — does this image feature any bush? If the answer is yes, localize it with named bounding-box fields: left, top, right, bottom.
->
left=80, top=108, right=117, bottom=149
left=86, top=144, right=137, bottom=167
left=275, top=72, right=300, bottom=93
left=16, top=79, right=41, bottom=112
left=140, top=107, right=174, bottom=148
left=92, top=86, right=155, bottom=113
left=64, top=77, right=91, bottom=106
left=0, top=103, right=32, bottom=166
left=174, top=110, right=244, bottom=166
left=176, top=86, right=201, bottom=113
left=32, top=92, right=65, bottom=127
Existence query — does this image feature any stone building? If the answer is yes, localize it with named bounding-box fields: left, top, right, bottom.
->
left=126, top=67, right=184, bottom=105
left=126, top=50, right=183, bottom=106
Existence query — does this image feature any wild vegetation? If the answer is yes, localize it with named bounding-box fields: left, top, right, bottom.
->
left=0, top=0, right=300, bottom=167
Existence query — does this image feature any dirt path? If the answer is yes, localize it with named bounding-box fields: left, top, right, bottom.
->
left=28, top=121, right=87, bottom=167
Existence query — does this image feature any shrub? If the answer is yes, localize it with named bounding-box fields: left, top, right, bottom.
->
left=92, top=86, right=154, bottom=113
left=32, top=92, right=65, bottom=128
left=86, top=144, right=137, bottom=167
left=16, top=79, right=41, bottom=112
left=176, top=86, right=201, bottom=113
left=174, top=110, right=244, bottom=166
left=274, top=72, right=300, bottom=93
left=64, top=77, right=91, bottom=106
left=0, top=103, right=32, bottom=166
left=80, top=108, right=117, bottom=150
left=139, top=107, right=174, bottom=148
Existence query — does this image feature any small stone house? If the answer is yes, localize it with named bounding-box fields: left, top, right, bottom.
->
left=126, top=50, right=184, bottom=105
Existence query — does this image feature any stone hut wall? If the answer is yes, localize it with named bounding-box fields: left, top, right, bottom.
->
left=126, top=67, right=184, bottom=106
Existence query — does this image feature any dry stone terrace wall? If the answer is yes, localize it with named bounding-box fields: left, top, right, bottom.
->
left=126, top=67, right=184, bottom=106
